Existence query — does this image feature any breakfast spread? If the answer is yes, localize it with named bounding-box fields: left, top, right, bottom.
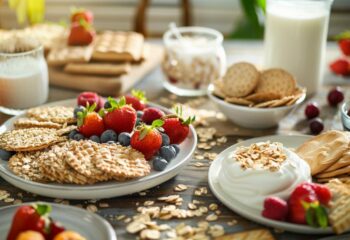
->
left=0, top=90, right=194, bottom=185
left=218, top=142, right=311, bottom=211
left=213, top=62, right=305, bottom=108
left=6, top=203, right=85, bottom=240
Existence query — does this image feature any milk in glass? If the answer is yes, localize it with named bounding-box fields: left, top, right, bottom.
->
left=264, top=0, right=333, bottom=96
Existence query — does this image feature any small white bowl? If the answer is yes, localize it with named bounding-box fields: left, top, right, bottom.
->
left=208, top=84, right=306, bottom=129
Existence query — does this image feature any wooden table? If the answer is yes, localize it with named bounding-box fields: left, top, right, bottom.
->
left=0, top=41, right=349, bottom=240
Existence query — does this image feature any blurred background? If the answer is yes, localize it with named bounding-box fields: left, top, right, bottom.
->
left=0, top=0, right=349, bottom=39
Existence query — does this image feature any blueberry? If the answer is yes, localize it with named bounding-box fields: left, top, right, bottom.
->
left=137, top=111, right=144, bottom=118
left=68, top=130, right=79, bottom=139
left=161, top=133, right=170, bottom=146
left=118, top=132, right=131, bottom=146
left=104, top=101, right=112, bottom=109
left=107, top=141, right=115, bottom=144
left=89, top=135, right=100, bottom=143
left=0, top=149, right=14, bottom=161
left=101, top=129, right=118, bottom=143
left=135, top=118, right=142, bottom=126
left=152, top=156, right=168, bottom=171
left=171, top=144, right=180, bottom=155
left=74, top=106, right=85, bottom=118
left=73, top=133, right=85, bottom=141
left=159, top=146, right=176, bottom=161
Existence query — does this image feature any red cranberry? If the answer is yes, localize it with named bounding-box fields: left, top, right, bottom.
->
left=347, top=109, right=350, bottom=117
left=168, top=76, right=178, bottom=84
left=309, top=118, right=324, bottom=135
left=328, top=87, right=344, bottom=107
left=304, top=102, right=320, bottom=119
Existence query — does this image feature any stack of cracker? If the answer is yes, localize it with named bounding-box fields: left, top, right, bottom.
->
left=0, top=106, right=151, bottom=185
left=326, top=179, right=350, bottom=234
left=295, top=130, right=350, bottom=183
left=213, top=62, right=305, bottom=108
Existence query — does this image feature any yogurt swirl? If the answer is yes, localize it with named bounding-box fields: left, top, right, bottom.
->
left=218, top=144, right=311, bottom=211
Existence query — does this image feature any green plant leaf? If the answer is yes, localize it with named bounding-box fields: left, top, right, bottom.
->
left=335, top=30, right=350, bottom=40
left=315, top=206, right=328, bottom=228
left=131, top=89, right=147, bottom=102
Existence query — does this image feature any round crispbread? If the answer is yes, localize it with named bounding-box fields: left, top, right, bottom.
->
left=222, top=62, right=259, bottom=97
left=256, top=69, right=296, bottom=97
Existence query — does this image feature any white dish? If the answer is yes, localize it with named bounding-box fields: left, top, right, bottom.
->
left=0, top=99, right=197, bottom=200
left=208, top=134, right=335, bottom=234
left=207, top=84, right=306, bottom=129
left=0, top=202, right=116, bottom=240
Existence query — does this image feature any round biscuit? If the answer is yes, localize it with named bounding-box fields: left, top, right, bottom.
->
left=256, top=69, right=296, bottom=97
left=222, top=62, right=259, bottom=97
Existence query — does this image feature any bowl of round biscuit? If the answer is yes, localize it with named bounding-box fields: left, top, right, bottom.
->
left=208, top=62, right=306, bottom=129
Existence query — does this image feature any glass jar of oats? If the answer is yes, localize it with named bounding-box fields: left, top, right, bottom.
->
left=162, top=27, right=226, bottom=96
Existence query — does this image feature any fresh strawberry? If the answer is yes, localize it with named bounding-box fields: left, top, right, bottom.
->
left=288, top=182, right=328, bottom=228
left=131, top=120, right=164, bottom=160
left=339, top=39, right=350, bottom=56
left=103, top=97, right=137, bottom=134
left=77, top=103, right=105, bottom=137
left=308, top=183, right=332, bottom=206
left=262, top=196, right=288, bottom=221
left=142, top=107, right=165, bottom=125
left=68, top=20, right=95, bottom=46
left=77, top=92, right=102, bottom=111
left=162, top=106, right=195, bottom=144
left=125, top=89, right=147, bottom=111
left=329, top=58, right=350, bottom=76
left=71, top=9, right=94, bottom=24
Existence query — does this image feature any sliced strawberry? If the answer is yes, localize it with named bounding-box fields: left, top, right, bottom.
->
left=162, top=106, right=195, bottom=144
left=103, top=97, right=137, bottom=134
left=131, top=120, right=163, bottom=160
left=262, top=196, right=288, bottom=221
left=77, top=103, right=105, bottom=137
left=329, top=58, right=350, bottom=76
left=68, top=19, right=95, bottom=46
left=125, top=89, right=147, bottom=111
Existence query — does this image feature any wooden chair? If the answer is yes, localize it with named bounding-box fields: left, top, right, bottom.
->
left=134, top=0, right=192, bottom=37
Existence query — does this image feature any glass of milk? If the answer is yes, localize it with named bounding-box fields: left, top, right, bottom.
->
left=264, top=0, right=333, bottom=96
left=162, top=27, right=226, bottom=96
left=0, top=45, right=48, bottom=109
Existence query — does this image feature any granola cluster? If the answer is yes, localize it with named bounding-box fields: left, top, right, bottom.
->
left=233, top=141, right=287, bottom=172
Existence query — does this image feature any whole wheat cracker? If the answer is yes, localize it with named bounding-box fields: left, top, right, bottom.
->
left=224, top=97, right=253, bottom=106
left=14, top=118, right=62, bottom=129
left=8, top=151, right=48, bottom=182
left=93, top=143, right=151, bottom=181
left=47, top=45, right=93, bottom=66
left=0, top=128, right=66, bottom=152
left=245, top=92, right=281, bottom=103
left=222, top=62, right=259, bottom=98
left=295, top=130, right=349, bottom=175
left=215, top=229, right=275, bottom=240
left=27, top=106, right=76, bottom=124
left=256, top=69, right=296, bottom=97
left=64, top=63, right=130, bottom=76
left=316, top=165, right=350, bottom=179
left=268, top=96, right=294, bottom=108
left=65, top=140, right=110, bottom=181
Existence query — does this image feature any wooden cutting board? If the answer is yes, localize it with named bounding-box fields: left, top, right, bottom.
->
left=49, top=43, right=164, bottom=96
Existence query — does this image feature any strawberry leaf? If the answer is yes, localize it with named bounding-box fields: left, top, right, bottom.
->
left=152, top=119, right=164, bottom=128
left=335, top=30, right=350, bottom=40
left=119, top=96, right=126, bottom=107
left=131, top=89, right=147, bottom=102
left=98, top=108, right=105, bottom=118
left=315, top=205, right=328, bottom=228
left=138, top=126, right=150, bottom=141
left=306, top=208, right=317, bottom=227
left=32, top=203, right=52, bottom=216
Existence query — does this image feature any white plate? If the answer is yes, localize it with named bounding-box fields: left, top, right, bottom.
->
left=208, top=134, right=335, bottom=235
left=0, top=202, right=116, bottom=240
left=0, top=99, right=197, bottom=199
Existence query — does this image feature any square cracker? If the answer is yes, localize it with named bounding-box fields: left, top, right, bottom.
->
left=47, top=45, right=93, bottom=66
left=215, top=229, right=275, bottom=240
left=92, top=31, right=144, bottom=62
left=64, top=63, right=130, bottom=76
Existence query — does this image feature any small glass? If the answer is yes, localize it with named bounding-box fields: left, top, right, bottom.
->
left=341, top=102, right=350, bottom=131
left=162, top=27, right=226, bottom=96
left=0, top=45, right=48, bottom=109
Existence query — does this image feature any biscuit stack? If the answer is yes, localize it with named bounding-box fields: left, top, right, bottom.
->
left=295, top=130, right=350, bottom=183
left=213, top=62, right=305, bottom=108
left=0, top=106, right=151, bottom=185
left=47, top=31, right=146, bottom=77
